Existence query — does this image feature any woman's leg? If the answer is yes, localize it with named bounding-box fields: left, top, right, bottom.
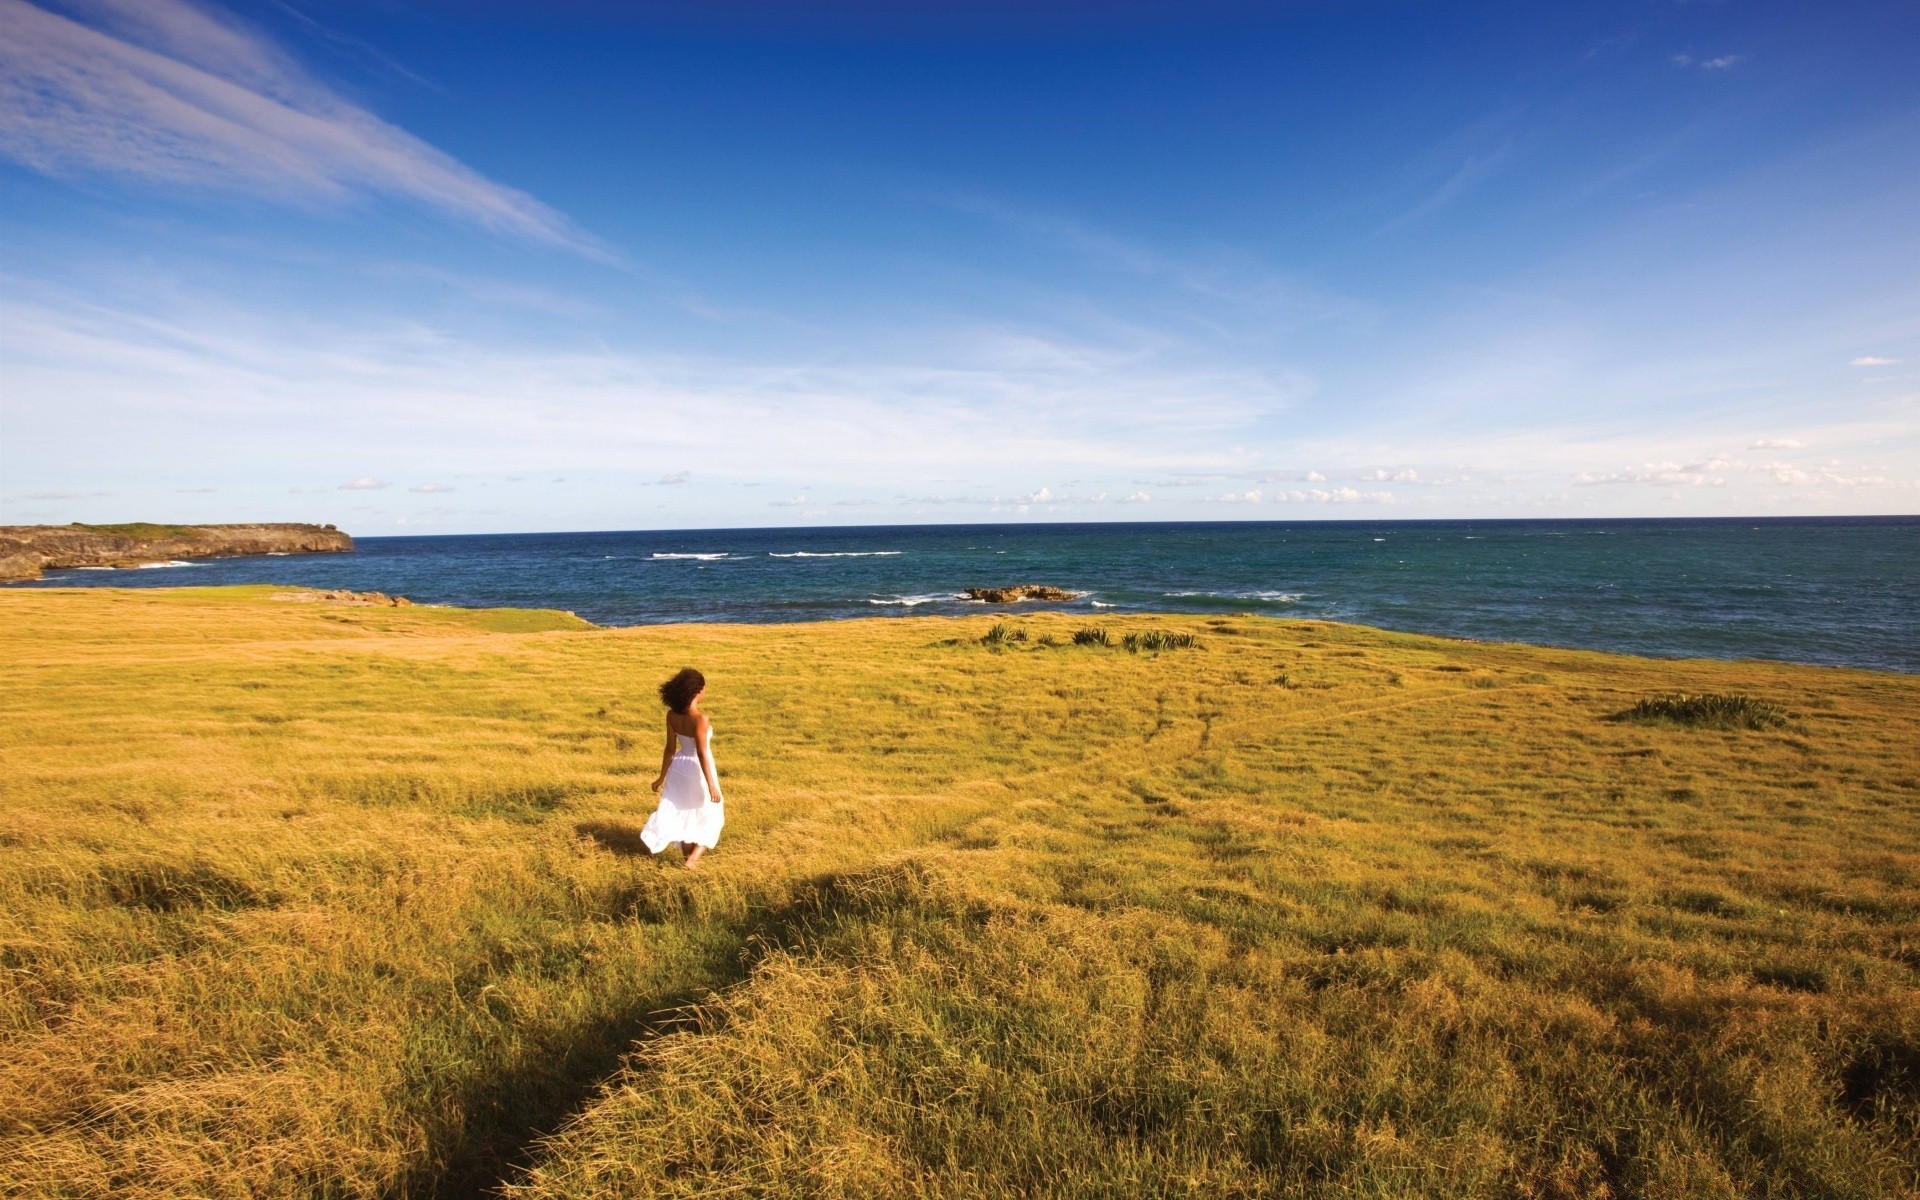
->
left=683, top=844, right=705, bottom=869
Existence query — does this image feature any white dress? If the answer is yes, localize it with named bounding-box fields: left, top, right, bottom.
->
left=640, top=729, right=724, bottom=853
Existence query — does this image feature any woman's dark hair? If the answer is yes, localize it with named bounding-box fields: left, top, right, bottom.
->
left=659, top=668, right=705, bottom=713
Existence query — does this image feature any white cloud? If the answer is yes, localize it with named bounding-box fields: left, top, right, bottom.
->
left=1120, top=491, right=1149, bottom=503
left=769, top=494, right=808, bottom=507
left=1209, top=489, right=1262, bottom=503
left=656, top=471, right=690, bottom=485
left=0, top=0, right=598, bottom=253
left=339, top=476, right=388, bottom=490
left=1748, top=438, right=1801, bottom=450
left=410, top=482, right=451, bottom=493
left=1570, top=452, right=1916, bottom=492
left=1850, top=356, right=1898, bottom=366
left=1272, top=487, right=1394, bottom=504
left=1027, top=487, right=1054, bottom=503
left=1305, top=470, right=1327, bottom=482
left=1673, top=53, right=1741, bottom=70
left=1361, top=467, right=1420, bottom=483
left=1572, top=462, right=1723, bottom=487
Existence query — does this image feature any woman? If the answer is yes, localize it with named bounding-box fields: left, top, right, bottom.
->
left=640, top=667, right=725, bottom=868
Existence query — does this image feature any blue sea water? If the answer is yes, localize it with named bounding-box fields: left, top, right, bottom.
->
left=15, top=517, right=1918, bottom=672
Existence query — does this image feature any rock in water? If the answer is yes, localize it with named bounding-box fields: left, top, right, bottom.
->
left=962, top=585, right=1080, bottom=603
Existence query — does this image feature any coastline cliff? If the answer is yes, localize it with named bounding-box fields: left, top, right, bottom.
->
left=0, top=522, right=353, bottom=582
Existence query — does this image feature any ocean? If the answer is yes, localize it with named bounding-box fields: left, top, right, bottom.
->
left=16, top=517, right=1918, bottom=673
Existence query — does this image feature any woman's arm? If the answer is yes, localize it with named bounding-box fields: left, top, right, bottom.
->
left=650, top=718, right=675, bottom=791
left=693, top=716, right=723, bottom=803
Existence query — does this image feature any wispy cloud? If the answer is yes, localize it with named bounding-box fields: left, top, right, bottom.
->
left=1574, top=453, right=1914, bottom=492
left=1573, top=462, right=1726, bottom=487
left=1850, top=356, right=1898, bottom=366
left=1749, top=438, right=1801, bottom=450
left=1271, top=487, right=1394, bottom=504
left=339, top=476, right=388, bottom=490
left=409, top=482, right=451, bottom=493
left=655, top=471, right=691, bottom=485
left=1673, top=53, right=1743, bottom=71
left=0, top=0, right=600, bottom=254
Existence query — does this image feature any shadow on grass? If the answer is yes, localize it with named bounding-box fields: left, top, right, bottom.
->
left=407, top=980, right=724, bottom=1200
left=573, top=819, right=651, bottom=857
left=409, top=860, right=949, bottom=1199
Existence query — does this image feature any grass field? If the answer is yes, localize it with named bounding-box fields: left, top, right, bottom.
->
left=2, top=585, right=1916, bottom=1199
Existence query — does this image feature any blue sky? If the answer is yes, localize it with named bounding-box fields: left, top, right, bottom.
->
left=2, top=0, right=1916, bottom=532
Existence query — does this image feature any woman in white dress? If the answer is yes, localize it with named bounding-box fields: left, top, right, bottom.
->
left=641, top=668, right=725, bottom=868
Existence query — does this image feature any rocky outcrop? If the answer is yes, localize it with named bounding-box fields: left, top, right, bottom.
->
left=963, top=584, right=1080, bottom=603
left=0, top=523, right=353, bottom=582
left=272, top=589, right=412, bottom=607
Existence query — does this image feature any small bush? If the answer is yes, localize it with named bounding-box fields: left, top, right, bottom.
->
left=1036, top=634, right=1059, bottom=647
left=979, top=623, right=1027, bottom=647
left=1072, top=627, right=1113, bottom=647
left=1618, top=692, right=1787, bottom=730
left=1122, top=630, right=1199, bottom=654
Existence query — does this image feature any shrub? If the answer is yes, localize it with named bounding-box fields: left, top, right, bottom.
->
left=1122, top=630, right=1199, bottom=654
left=1617, top=692, right=1787, bottom=730
left=1072, top=627, right=1113, bottom=647
left=979, top=623, right=1027, bottom=647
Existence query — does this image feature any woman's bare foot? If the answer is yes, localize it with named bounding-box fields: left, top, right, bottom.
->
left=683, top=844, right=705, bottom=870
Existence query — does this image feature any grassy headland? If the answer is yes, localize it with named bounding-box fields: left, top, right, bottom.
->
left=0, top=523, right=352, bottom=581
left=1, top=586, right=1915, bottom=1198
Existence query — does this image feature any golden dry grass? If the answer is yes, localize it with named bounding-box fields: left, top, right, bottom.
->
left=1, top=585, right=1916, bottom=1198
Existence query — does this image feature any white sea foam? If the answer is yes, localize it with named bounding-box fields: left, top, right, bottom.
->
left=135, top=560, right=196, bottom=569
left=651, top=552, right=729, bottom=561
left=770, top=551, right=903, bottom=558
left=867, top=593, right=963, bottom=606
left=266, top=551, right=291, bottom=556
left=1091, top=600, right=1118, bottom=608
left=1165, top=589, right=1303, bottom=603
left=75, top=565, right=115, bottom=571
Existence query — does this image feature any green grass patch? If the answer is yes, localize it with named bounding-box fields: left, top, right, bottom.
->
left=980, top=622, right=1028, bottom=647
left=1617, top=691, right=1788, bottom=729
left=1121, top=629, right=1200, bottom=653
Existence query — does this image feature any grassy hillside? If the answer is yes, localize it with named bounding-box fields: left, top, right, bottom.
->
left=1, top=586, right=1915, bottom=1199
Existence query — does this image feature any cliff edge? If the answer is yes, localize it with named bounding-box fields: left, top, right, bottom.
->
left=0, top=523, right=353, bottom=582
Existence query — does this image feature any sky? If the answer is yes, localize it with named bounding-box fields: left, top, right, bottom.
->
left=1, top=0, right=1916, bottom=533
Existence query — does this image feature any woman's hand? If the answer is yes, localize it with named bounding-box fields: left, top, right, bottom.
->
left=650, top=775, right=666, bottom=793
